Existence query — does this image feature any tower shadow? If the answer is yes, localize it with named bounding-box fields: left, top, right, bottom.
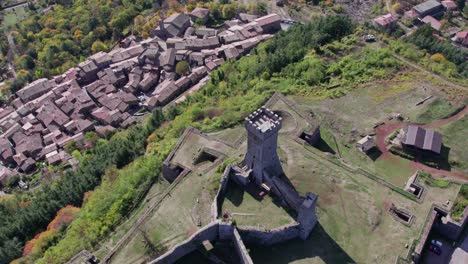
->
left=248, top=223, right=356, bottom=264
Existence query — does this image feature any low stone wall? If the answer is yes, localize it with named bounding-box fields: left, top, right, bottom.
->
left=237, top=223, right=301, bottom=246
left=233, top=228, right=254, bottom=264
left=162, top=162, right=187, bottom=183
left=211, top=166, right=232, bottom=221
left=150, top=221, right=231, bottom=264
left=150, top=221, right=255, bottom=264
left=270, top=175, right=301, bottom=211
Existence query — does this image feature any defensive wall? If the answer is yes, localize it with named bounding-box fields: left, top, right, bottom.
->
left=413, top=204, right=468, bottom=263
left=238, top=223, right=301, bottom=245
left=149, top=220, right=253, bottom=264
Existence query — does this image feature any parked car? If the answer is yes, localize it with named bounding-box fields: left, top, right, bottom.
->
left=429, top=245, right=442, bottom=255
left=364, top=34, right=376, bottom=42
left=431, top=240, right=443, bottom=247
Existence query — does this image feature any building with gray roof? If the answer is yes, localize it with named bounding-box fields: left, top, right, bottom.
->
left=189, top=7, right=210, bottom=24
left=413, top=0, right=444, bottom=17
left=16, top=78, right=56, bottom=103
left=403, top=125, right=442, bottom=154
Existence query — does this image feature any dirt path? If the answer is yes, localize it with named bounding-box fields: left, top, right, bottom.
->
left=375, top=122, right=405, bottom=158
left=6, top=32, right=17, bottom=78
left=421, top=107, right=468, bottom=128
left=374, top=107, right=467, bottom=182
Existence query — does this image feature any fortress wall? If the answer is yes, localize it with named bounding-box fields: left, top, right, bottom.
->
left=233, top=228, right=254, bottom=264
left=270, top=176, right=302, bottom=211
left=434, top=206, right=468, bottom=240
left=211, top=166, right=232, bottom=221
left=149, top=221, right=221, bottom=264
left=237, top=223, right=301, bottom=246
left=150, top=221, right=255, bottom=264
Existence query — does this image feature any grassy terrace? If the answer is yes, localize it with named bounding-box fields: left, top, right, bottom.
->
left=440, top=115, right=468, bottom=174
left=262, top=125, right=459, bottom=264
left=221, top=182, right=295, bottom=229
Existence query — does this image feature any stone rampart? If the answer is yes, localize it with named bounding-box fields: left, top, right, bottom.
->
left=233, top=228, right=254, bottom=264
left=150, top=221, right=228, bottom=264
left=211, top=166, right=232, bottom=221
left=237, top=223, right=301, bottom=245
left=150, top=221, right=257, bottom=264
left=434, top=206, right=468, bottom=240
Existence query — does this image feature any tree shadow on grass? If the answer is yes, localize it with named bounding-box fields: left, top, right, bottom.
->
left=248, top=222, right=356, bottom=264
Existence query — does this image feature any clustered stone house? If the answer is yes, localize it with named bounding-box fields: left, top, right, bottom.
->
left=375, top=0, right=464, bottom=36
left=0, top=11, right=282, bottom=174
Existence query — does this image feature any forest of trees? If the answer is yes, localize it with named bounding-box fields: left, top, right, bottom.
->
left=407, top=26, right=468, bottom=78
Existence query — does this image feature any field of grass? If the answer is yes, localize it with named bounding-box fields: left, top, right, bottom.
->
left=374, top=157, right=416, bottom=187
left=411, top=98, right=461, bottom=124
left=1, top=4, right=28, bottom=28
left=275, top=130, right=459, bottom=264
left=249, top=223, right=356, bottom=264
left=222, top=182, right=295, bottom=229
left=110, top=169, right=216, bottom=264
left=208, top=125, right=245, bottom=144
left=440, top=116, right=468, bottom=174
left=452, top=185, right=468, bottom=221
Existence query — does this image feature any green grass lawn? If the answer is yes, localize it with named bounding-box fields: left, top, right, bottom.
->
left=249, top=223, right=356, bottom=264
left=208, top=125, right=245, bottom=144
left=222, top=182, right=295, bottom=229
left=374, top=156, right=416, bottom=187
left=440, top=115, right=468, bottom=174
left=411, top=98, right=460, bottom=124
left=1, top=5, right=28, bottom=28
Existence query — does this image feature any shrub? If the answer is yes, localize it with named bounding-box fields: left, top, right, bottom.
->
left=430, top=53, right=446, bottom=63
left=175, top=60, right=190, bottom=76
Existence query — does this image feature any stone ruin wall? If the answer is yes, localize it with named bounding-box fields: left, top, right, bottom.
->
left=414, top=205, right=468, bottom=263
left=149, top=221, right=255, bottom=264
left=233, top=228, right=254, bottom=264
left=161, top=161, right=186, bottom=183
left=434, top=206, right=468, bottom=240
left=237, top=223, right=302, bottom=246
left=149, top=222, right=220, bottom=264
left=211, top=165, right=232, bottom=221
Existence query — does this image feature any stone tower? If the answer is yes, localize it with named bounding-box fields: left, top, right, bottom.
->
left=244, top=106, right=283, bottom=186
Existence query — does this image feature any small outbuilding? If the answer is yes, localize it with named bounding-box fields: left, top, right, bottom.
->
left=356, top=135, right=375, bottom=153
left=373, top=13, right=398, bottom=29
